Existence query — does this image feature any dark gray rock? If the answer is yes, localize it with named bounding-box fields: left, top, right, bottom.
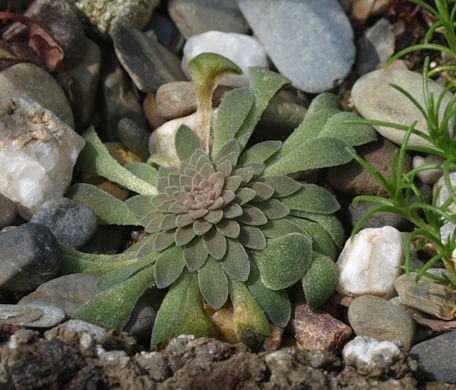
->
left=31, top=197, right=98, bottom=249
left=410, top=331, right=456, bottom=383
left=169, top=0, right=249, bottom=39
left=0, top=304, right=65, bottom=328
left=3, top=0, right=85, bottom=68
left=0, top=223, right=61, bottom=292
left=118, top=118, right=151, bottom=161
left=235, top=0, right=355, bottom=93
left=0, top=193, right=17, bottom=230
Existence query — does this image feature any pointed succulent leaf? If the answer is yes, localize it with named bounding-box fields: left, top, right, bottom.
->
left=157, top=271, right=215, bottom=349
left=168, top=173, right=180, bottom=187
left=215, top=219, right=240, bottom=238
left=153, top=230, right=176, bottom=251
left=290, top=211, right=345, bottom=248
left=220, top=238, right=250, bottom=281
left=232, top=166, right=254, bottom=185
left=137, top=234, right=157, bottom=258
left=96, top=253, right=157, bottom=292
left=76, top=127, right=157, bottom=195
left=223, top=203, right=243, bottom=219
left=236, top=67, right=291, bottom=152
left=302, top=252, right=340, bottom=310
left=234, top=188, right=256, bottom=205
left=176, top=213, right=195, bottom=228
left=159, top=213, right=177, bottom=230
left=154, top=245, right=185, bottom=288
left=184, top=236, right=208, bottom=271
left=156, top=200, right=174, bottom=213
left=203, top=227, right=227, bottom=259
left=195, top=154, right=212, bottom=171
left=126, top=195, right=154, bottom=217
left=238, top=225, right=266, bottom=250
left=213, top=139, right=241, bottom=165
left=192, top=219, right=211, bottom=235
left=287, top=216, right=337, bottom=259
left=124, top=162, right=159, bottom=186
left=238, top=140, right=282, bottom=166
left=204, top=209, right=224, bottom=224
left=253, top=232, right=312, bottom=290
left=239, top=162, right=265, bottom=178
left=246, top=259, right=291, bottom=327
left=319, top=111, right=377, bottom=147
left=74, top=266, right=154, bottom=331
left=260, top=218, right=305, bottom=239
left=216, top=151, right=239, bottom=171
left=224, top=175, right=242, bottom=193
left=140, top=210, right=160, bottom=228
left=212, top=87, right=253, bottom=158
left=174, top=225, right=197, bottom=245
left=145, top=215, right=165, bottom=233
left=151, top=193, right=170, bottom=207
left=188, top=53, right=242, bottom=152
left=199, top=162, right=216, bottom=180
left=306, top=92, right=344, bottom=115
left=189, top=149, right=207, bottom=167
left=255, top=198, right=290, bottom=220
left=264, top=137, right=354, bottom=176
left=245, top=182, right=274, bottom=202
left=235, top=204, right=268, bottom=226
left=256, top=176, right=301, bottom=197
left=281, top=184, right=339, bottom=214
left=175, top=124, right=202, bottom=163
left=229, top=278, right=270, bottom=351
left=66, top=183, right=140, bottom=225
left=198, top=256, right=228, bottom=309
left=215, top=158, right=233, bottom=178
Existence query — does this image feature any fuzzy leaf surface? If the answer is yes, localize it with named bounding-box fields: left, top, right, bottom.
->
left=237, top=140, right=282, bottom=165
left=124, top=163, right=159, bottom=186
left=220, top=238, right=250, bottom=281
left=256, top=176, right=301, bottom=197
left=73, top=266, right=154, bottom=331
left=175, top=124, right=202, bottom=163
left=66, top=183, right=140, bottom=225
left=302, top=252, right=340, bottom=310
left=198, top=256, right=228, bottom=309
left=281, top=184, right=339, bottom=214
left=125, top=195, right=154, bottom=217
left=154, top=245, right=185, bottom=288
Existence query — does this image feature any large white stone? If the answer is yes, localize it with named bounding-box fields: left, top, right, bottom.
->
left=435, top=172, right=456, bottom=260
left=336, top=227, right=405, bottom=299
left=181, top=31, right=269, bottom=87
left=0, top=97, right=85, bottom=220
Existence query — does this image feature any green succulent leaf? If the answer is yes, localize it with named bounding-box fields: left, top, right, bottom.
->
left=256, top=176, right=301, bottom=197
left=264, top=137, right=354, bottom=176
left=281, top=184, right=339, bottom=214
left=59, top=244, right=140, bottom=276
left=253, top=232, right=312, bottom=290
left=260, top=218, right=305, bottom=239
left=287, top=216, right=337, bottom=259
left=76, top=126, right=157, bottom=195
left=238, top=225, right=266, bottom=250
left=237, top=140, right=282, bottom=166
left=198, top=256, right=228, bottom=309
left=319, top=111, right=377, bottom=147
left=212, top=87, right=254, bottom=158
left=246, top=259, right=291, bottom=327
left=236, top=204, right=268, bottom=225
left=203, top=227, right=227, bottom=259
left=124, top=162, right=159, bottom=186
left=306, top=92, right=344, bottom=115
left=290, top=211, right=345, bottom=249
left=302, top=252, right=340, bottom=310
left=73, top=265, right=154, bottom=331
left=255, top=198, right=290, bottom=220
left=96, top=251, right=158, bottom=292
left=229, top=278, right=270, bottom=351
left=66, top=183, right=140, bottom=225
left=154, top=245, right=185, bottom=288
left=125, top=195, right=154, bottom=217
left=151, top=270, right=215, bottom=349
left=220, top=238, right=250, bottom=281
left=236, top=67, right=291, bottom=152
left=175, top=124, right=202, bottom=163
left=245, top=181, right=275, bottom=202
left=183, top=236, right=208, bottom=271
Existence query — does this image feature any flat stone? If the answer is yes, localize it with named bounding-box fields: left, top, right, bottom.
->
left=352, top=68, right=456, bottom=147
left=288, top=302, right=352, bottom=351
left=0, top=223, right=62, bottom=292
left=327, top=136, right=412, bottom=197
left=235, top=0, right=355, bottom=93
left=410, top=331, right=456, bottom=383
left=395, top=272, right=456, bottom=320
left=169, top=0, right=249, bottom=39
left=66, top=37, right=102, bottom=132
left=181, top=31, right=268, bottom=87
left=112, top=23, right=187, bottom=93
left=0, top=62, right=74, bottom=128
left=118, top=118, right=151, bottom=162
left=0, top=97, right=85, bottom=219
left=413, top=154, right=444, bottom=185
left=336, top=227, right=405, bottom=299
left=31, top=197, right=98, bottom=249
left=0, top=304, right=65, bottom=328
left=0, top=193, right=17, bottom=230
left=69, top=0, right=160, bottom=37
left=348, top=295, right=416, bottom=352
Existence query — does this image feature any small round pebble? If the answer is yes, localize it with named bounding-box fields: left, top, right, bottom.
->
left=31, top=197, right=98, bottom=249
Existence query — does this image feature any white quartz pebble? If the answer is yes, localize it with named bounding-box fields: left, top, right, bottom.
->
left=336, top=226, right=405, bottom=299
left=413, top=154, right=445, bottom=185
left=181, top=31, right=269, bottom=87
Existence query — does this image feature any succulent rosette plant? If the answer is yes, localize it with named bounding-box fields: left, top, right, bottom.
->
left=61, top=53, right=377, bottom=349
